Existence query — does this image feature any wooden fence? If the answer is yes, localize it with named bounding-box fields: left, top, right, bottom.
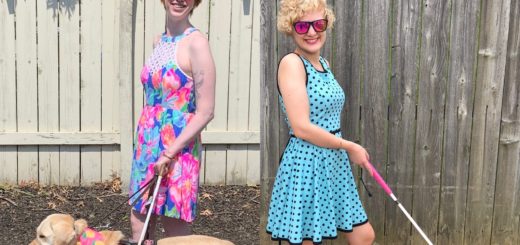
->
left=260, top=0, right=520, bottom=244
left=0, top=0, right=260, bottom=186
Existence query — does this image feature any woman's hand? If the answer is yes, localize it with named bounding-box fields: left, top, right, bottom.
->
left=343, top=141, right=373, bottom=176
left=154, top=153, right=176, bottom=176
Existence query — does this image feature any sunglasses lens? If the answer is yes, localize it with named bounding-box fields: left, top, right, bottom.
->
left=294, top=22, right=311, bottom=34
left=313, top=19, right=327, bottom=32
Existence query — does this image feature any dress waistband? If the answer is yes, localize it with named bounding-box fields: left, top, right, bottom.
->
left=290, top=128, right=341, bottom=138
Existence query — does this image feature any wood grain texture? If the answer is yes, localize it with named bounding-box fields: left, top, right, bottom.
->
left=491, top=0, right=520, bottom=244
left=260, top=0, right=520, bottom=243
left=438, top=0, right=479, bottom=244
left=411, top=0, right=450, bottom=243
left=260, top=0, right=279, bottom=243
left=334, top=0, right=363, bottom=145
left=385, top=0, right=421, bottom=243
left=465, top=0, right=511, bottom=244
left=360, top=0, right=390, bottom=243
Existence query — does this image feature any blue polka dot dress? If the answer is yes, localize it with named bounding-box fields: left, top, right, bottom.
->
left=266, top=53, right=368, bottom=244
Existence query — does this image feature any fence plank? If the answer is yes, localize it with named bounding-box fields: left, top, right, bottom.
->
left=59, top=2, right=81, bottom=186
left=491, top=0, right=520, bottom=244
left=385, top=0, right=421, bottom=243
left=247, top=0, right=261, bottom=186
left=411, top=0, right=450, bottom=243
left=13, top=2, right=39, bottom=179
left=208, top=0, right=232, bottom=131
left=360, top=1, right=390, bottom=243
left=119, top=0, right=135, bottom=190
left=191, top=0, right=210, bottom=36
left=16, top=0, right=39, bottom=183
left=204, top=0, right=232, bottom=184
left=0, top=0, right=18, bottom=184
left=133, top=0, right=145, bottom=130
left=145, top=0, right=165, bottom=60
left=437, top=0, right=479, bottom=244
left=465, top=0, right=511, bottom=244
left=320, top=0, right=333, bottom=64
left=37, top=0, right=61, bottom=185
left=260, top=0, right=279, bottom=243
left=276, top=24, right=292, bottom=160
left=101, top=0, right=121, bottom=181
left=204, top=145, right=227, bottom=185
left=226, top=0, right=254, bottom=185
left=80, top=0, right=103, bottom=185
left=334, top=0, right=363, bottom=145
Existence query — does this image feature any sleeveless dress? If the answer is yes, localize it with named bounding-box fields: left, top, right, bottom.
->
left=266, top=54, right=368, bottom=244
left=128, top=27, right=200, bottom=222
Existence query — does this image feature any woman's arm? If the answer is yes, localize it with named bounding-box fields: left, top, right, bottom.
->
left=155, top=34, right=216, bottom=175
left=279, top=54, right=371, bottom=174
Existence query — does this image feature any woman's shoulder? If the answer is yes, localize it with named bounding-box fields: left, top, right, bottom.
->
left=186, top=30, right=209, bottom=48
left=279, top=53, right=303, bottom=67
left=278, top=53, right=305, bottom=73
left=153, top=34, right=162, bottom=48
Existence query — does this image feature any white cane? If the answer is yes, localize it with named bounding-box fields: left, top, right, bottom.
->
left=138, top=175, right=162, bottom=245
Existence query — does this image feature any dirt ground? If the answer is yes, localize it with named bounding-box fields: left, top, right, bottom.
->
left=0, top=178, right=259, bottom=244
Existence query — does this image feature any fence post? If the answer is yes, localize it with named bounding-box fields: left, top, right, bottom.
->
left=119, top=0, right=135, bottom=190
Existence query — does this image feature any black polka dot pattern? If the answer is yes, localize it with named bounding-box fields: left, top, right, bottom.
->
left=267, top=55, right=368, bottom=244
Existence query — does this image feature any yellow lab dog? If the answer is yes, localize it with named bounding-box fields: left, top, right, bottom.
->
left=30, top=214, right=234, bottom=245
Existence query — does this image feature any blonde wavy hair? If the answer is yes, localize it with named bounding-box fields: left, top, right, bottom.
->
left=160, top=0, right=202, bottom=14
left=277, top=0, right=336, bottom=35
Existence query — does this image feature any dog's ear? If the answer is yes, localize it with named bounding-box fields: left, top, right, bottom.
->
left=73, top=219, right=88, bottom=236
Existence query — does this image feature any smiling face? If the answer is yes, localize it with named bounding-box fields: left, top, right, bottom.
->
left=163, top=0, right=196, bottom=21
left=291, top=9, right=327, bottom=56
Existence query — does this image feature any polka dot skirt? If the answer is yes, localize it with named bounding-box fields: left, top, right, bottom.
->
left=266, top=54, right=368, bottom=244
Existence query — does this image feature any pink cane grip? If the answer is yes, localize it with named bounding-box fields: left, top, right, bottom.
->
left=368, top=162, right=393, bottom=196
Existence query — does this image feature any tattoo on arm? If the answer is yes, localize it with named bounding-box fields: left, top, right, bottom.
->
left=193, top=69, right=204, bottom=99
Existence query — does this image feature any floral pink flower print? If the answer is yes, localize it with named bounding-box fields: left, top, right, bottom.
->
left=173, top=87, right=190, bottom=110
left=140, top=66, right=150, bottom=84
left=180, top=154, right=199, bottom=202
left=163, top=68, right=181, bottom=92
left=152, top=70, right=162, bottom=89
left=168, top=161, right=184, bottom=215
left=129, top=27, right=201, bottom=222
left=160, top=124, right=175, bottom=149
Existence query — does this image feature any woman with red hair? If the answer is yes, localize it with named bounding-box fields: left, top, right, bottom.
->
left=128, top=0, right=215, bottom=241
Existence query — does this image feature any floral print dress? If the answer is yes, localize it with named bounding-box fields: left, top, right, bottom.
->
left=129, top=27, right=200, bottom=222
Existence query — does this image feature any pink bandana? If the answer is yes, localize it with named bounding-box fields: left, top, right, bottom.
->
left=77, top=227, right=105, bottom=245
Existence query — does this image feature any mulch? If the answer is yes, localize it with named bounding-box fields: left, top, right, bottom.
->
left=0, top=178, right=259, bottom=244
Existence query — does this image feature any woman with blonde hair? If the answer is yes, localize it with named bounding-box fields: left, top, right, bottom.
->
left=266, top=0, right=375, bottom=244
left=128, top=0, right=215, bottom=241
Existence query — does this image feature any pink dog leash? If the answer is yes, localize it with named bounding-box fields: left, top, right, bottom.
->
left=367, top=162, right=433, bottom=245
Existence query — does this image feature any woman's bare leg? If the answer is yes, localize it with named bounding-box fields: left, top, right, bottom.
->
left=161, top=216, right=191, bottom=237
left=344, top=222, right=375, bottom=245
left=130, top=209, right=158, bottom=241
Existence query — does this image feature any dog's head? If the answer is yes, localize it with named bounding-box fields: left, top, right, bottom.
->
left=30, top=214, right=87, bottom=245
